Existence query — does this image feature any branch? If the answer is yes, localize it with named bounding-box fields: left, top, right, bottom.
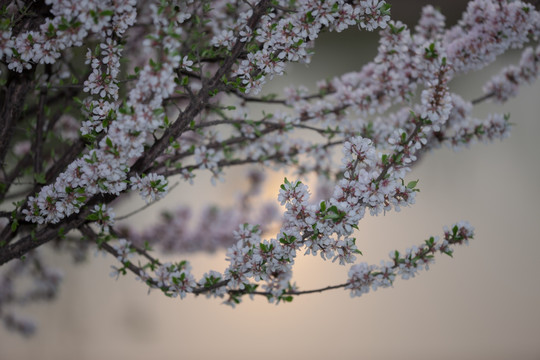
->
left=115, top=181, right=180, bottom=221
left=82, top=224, right=349, bottom=299
left=33, top=85, right=47, bottom=176
left=0, top=191, right=118, bottom=265
left=471, top=92, right=494, bottom=105
left=0, top=154, right=32, bottom=203
left=0, top=69, right=36, bottom=171
left=0, top=213, right=86, bottom=265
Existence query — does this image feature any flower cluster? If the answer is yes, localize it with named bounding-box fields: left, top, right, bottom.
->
left=88, top=203, right=116, bottom=233
left=130, top=173, right=169, bottom=203
left=445, top=0, right=540, bottom=73
left=221, top=0, right=391, bottom=94
left=132, top=259, right=197, bottom=300
left=1, top=0, right=136, bottom=73
left=80, top=39, right=122, bottom=134
left=484, top=45, right=540, bottom=103
left=347, top=222, right=474, bottom=297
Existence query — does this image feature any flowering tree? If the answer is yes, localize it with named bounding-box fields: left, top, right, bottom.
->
left=0, top=0, right=539, bottom=336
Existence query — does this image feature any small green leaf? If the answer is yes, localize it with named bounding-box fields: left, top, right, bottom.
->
left=34, top=173, right=46, bottom=184
left=281, top=295, right=293, bottom=302
left=407, top=180, right=419, bottom=189
left=100, top=9, right=114, bottom=16
left=86, top=213, right=100, bottom=221
left=11, top=219, right=19, bottom=232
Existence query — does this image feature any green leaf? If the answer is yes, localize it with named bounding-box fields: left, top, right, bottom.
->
left=406, top=180, right=419, bottom=189
left=100, top=9, right=114, bottom=16
left=86, top=213, right=100, bottom=221
left=380, top=3, right=391, bottom=16
left=389, top=23, right=405, bottom=34
left=305, top=11, right=315, bottom=23
left=244, top=284, right=259, bottom=293
left=279, top=234, right=296, bottom=245
left=323, top=205, right=345, bottom=222
left=34, top=172, right=46, bottom=184
left=11, top=219, right=18, bottom=232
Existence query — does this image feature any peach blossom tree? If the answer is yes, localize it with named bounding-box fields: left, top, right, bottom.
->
left=0, top=0, right=538, bottom=335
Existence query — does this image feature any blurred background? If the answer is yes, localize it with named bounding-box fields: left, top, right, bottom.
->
left=2, top=1, right=540, bottom=359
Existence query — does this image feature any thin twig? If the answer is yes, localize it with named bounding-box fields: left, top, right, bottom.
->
left=33, top=85, right=47, bottom=175
left=471, top=92, right=494, bottom=105
left=115, top=181, right=180, bottom=221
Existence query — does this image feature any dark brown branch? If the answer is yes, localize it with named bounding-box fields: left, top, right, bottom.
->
left=232, top=91, right=326, bottom=104
left=471, top=92, right=494, bottom=105
left=0, top=192, right=120, bottom=265
left=0, top=69, right=36, bottom=171
left=0, top=154, right=32, bottom=203
left=33, top=85, right=47, bottom=175
left=0, top=0, right=52, bottom=168
left=0, top=210, right=86, bottom=265
left=81, top=223, right=349, bottom=299
left=80, top=225, right=149, bottom=277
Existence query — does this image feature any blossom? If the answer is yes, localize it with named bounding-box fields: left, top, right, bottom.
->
left=130, top=173, right=169, bottom=203
left=112, top=239, right=133, bottom=263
